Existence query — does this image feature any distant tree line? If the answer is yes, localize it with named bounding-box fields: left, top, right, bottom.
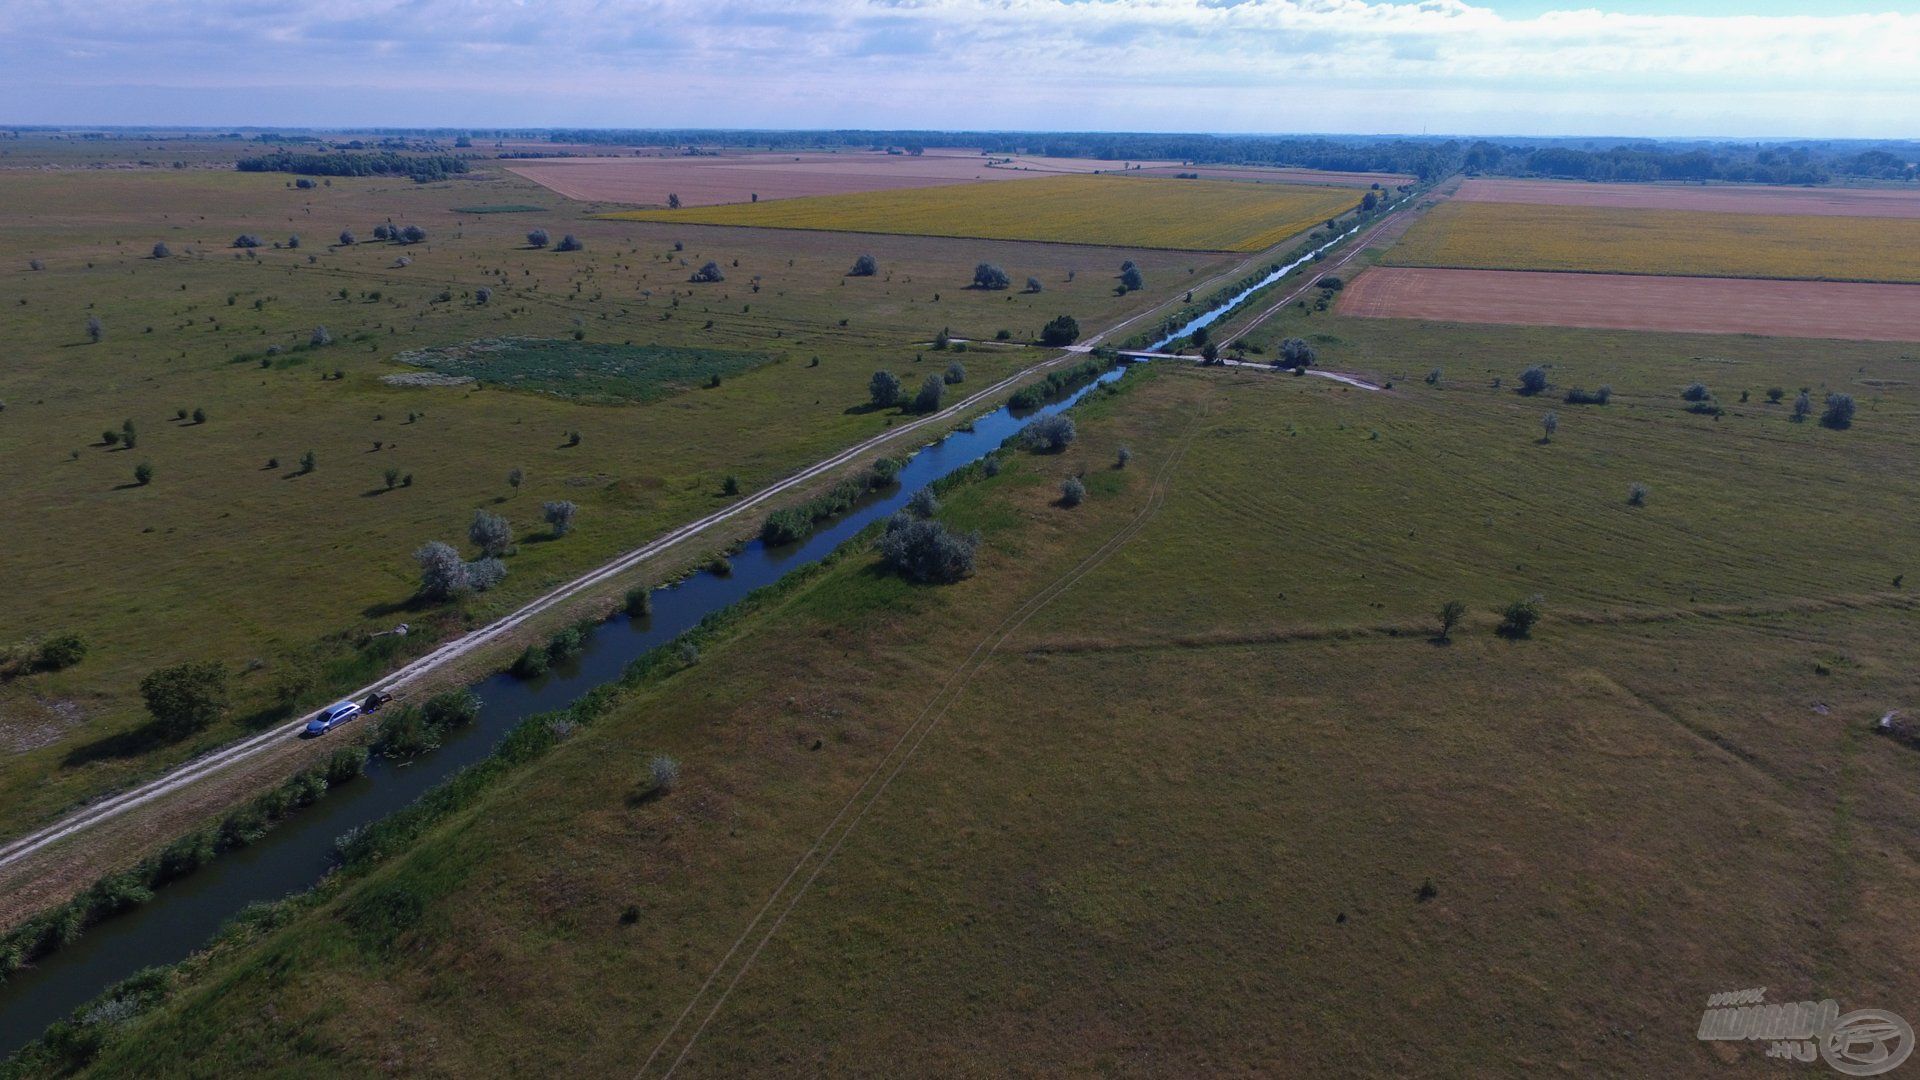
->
left=236, top=150, right=470, bottom=183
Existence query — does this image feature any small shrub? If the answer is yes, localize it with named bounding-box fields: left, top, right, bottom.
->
left=299, top=449, right=317, bottom=474
left=972, top=263, right=1011, bottom=290
left=1425, top=368, right=1441, bottom=386
left=469, top=509, right=513, bottom=556
left=907, top=487, right=940, bottom=519
left=1116, top=446, right=1132, bottom=469
left=1792, top=391, right=1813, bottom=422
left=690, top=261, right=724, bottom=283
left=722, top=474, right=740, bottom=496
left=848, top=254, right=877, bottom=277
left=1563, top=385, right=1610, bottom=405
left=1059, top=476, right=1086, bottom=506
left=624, top=585, right=653, bottom=619
left=1021, top=414, right=1076, bottom=453
left=1628, top=482, right=1649, bottom=507
left=1497, top=595, right=1543, bottom=639
left=35, top=633, right=89, bottom=672
left=943, top=361, right=965, bottom=385
left=512, top=644, right=550, bottom=679
left=1039, top=314, right=1081, bottom=347
left=151, top=242, right=171, bottom=259
left=878, top=514, right=979, bottom=584
left=1517, top=366, right=1548, bottom=395
left=233, top=234, right=261, bottom=248
left=556, top=234, right=583, bottom=252
left=1766, top=386, right=1785, bottom=403
left=1437, top=600, right=1466, bottom=641
left=1681, top=381, right=1711, bottom=402
left=310, top=325, right=331, bottom=347
left=133, top=461, right=153, bottom=486
left=542, top=499, right=578, bottom=537
left=1540, top=412, right=1558, bottom=442
left=527, top=229, right=550, bottom=248
left=1821, top=392, right=1856, bottom=429
left=647, top=755, right=681, bottom=794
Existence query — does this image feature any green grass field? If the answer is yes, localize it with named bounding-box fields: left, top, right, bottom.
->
left=392, top=339, right=775, bottom=403
left=0, top=160, right=1237, bottom=840
left=60, top=322, right=1920, bottom=1075
left=603, top=174, right=1361, bottom=252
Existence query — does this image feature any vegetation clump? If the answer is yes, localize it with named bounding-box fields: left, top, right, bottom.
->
left=760, top=458, right=907, bottom=545
left=878, top=514, right=979, bottom=584
left=1022, top=414, right=1077, bottom=453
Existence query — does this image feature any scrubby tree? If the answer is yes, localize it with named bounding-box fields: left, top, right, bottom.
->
left=385, top=467, right=401, bottom=490
left=1792, top=390, right=1813, bottom=422
left=556, top=234, right=583, bottom=252
left=152, top=242, right=171, bottom=259
left=415, top=541, right=469, bottom=599
left=1278, top=337, right=1316, bottom=368
left=1681, top=382, right=1711, bottom=402
left=1059, top=476, right=1086, bottom=507
left=192, top=406, right=206, bottom=424
left=120, top=419, right=136, bottom=448
left=878, top=514, right=979, bottom=584
left=1766, top=386, right=1785, bottom=403
left=28, top=258, right=44, bottom=271
left=943, top=361, right=965, bottom=385
left=469, top=509, right=513, bottom=556
left=542, top=499, right=578, bottom=536
left=1541, top=411, right=1559, bottom=442
left=287, top=235, right=301, bottom=249
left=466, top=556, right=507, bottom=592
left=299, top=449, right=317, bottom=474
left=1039, top=314, right=1081, bottom=347
left=133, top=461, right=153, bottom=486
left=1498, top=595, right=1544, bottom=639
left=1116, top=446, right=1132, bottom=468
left=1119, top=263, right=1144, bottom=292
left=972, top=262, right=1010, bottom=290
left=1438, top=599, right=1467, bottom=641
left=139, top=660, right=229, bottom=739
left=475, top=286, right=492, bottom=304
left=507, top=467, right=523, bottom=490
left=34, top=633, right=89, bottom=672
left=371, top=224, right=391, bottom=241
left=1025, top=276, right=1043, bottom=294
left=339, top=229, right=356, bottom=245
left=869, top=369, right=902, bottom=408
left=907, top=487, right=940, bottom=519
left=1518, top=366, right=1549, bottom=395
left=400, top=225, right=427, bottom=244
left=913, top=373, right=945, bottom=414
left=848, top=254, right=878, bottom=277
left=667, top=193, right=682, bottom=209
left=86, top=315, right=105, bottom=343
left=648, top=755, right=681, bottom=794
left=233, top=234, right=262, bottom=248
left=527, top=228, right=550, bottom=248
left=690, top=261, right=725, bottom=283
left=310, top=325, right=331, bottom=347
left=1628, top=482, right=1649, bottom=506
left=1022, top=413, right=1076, bottom=452
left=1821, top=392, right=1856, bottom=429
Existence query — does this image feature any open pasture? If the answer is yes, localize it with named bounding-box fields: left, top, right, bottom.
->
left=1339, top=266, right=1920, bottom=342
left=1456, top=176, right=1920, bottom=218
left=603, top=174, right=1362, bottom=251
left=81, top=356, right=1920, bottom=1077
left=1386, top=201, right=1920, bottom=282
left=507, top=149, right=1146, bottom=208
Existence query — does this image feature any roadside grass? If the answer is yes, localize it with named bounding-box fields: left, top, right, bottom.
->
left=62, top=358, right=1920, bottom=1076
left=602, top=174, right=1361, bottom=252
left=0, top=162, right=1235, bottom=838
left=1384, top=201, right=1920, bottom=282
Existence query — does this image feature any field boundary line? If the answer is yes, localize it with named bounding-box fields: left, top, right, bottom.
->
left=639, top=402, right=1209, bottom=1078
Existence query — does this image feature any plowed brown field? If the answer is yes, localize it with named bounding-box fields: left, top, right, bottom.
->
left=1339, top=266, right=1920, bottom=342
left=1457, top=177, right=1920, bottom=218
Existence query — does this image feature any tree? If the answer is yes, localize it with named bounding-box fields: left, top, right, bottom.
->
left=1628, top=482, right=1649, bottom=507
left=507, top=467, right=523, bottom=490
left=1025, top=276, right=1043, bottom=293
left=1541, top=411, right=1559, bottom=441
left=972, top=262, right=1010, bottom=290
left=233, top=234, right=261, bottom=248
left=556, top=234, right=583, bottom=252
left=1278, top=337, right=1316, bottom=368
left=1021, top=414, right=1076, bottom=452
left=668, top=193, right=682, bottom=209
left=415, top=541, right=469, bottom=600
left=690, top=261, right=725, bottom=283
left=869, top=370, right=902, bottom=408
left=848, top=254, right=878, bottom=277
left=1766, top=386, right=1785, bottom=403
left=1361, top=191, right=1379, bottom=212
left=133, top=461, right=153, bottom=486
left=1681, top=381, right=1711, bottom=402
left=469, top=509, right=512, bottom=556
left=1792, top=390, right=1814, bottom=422
left=1518, top=366, right=1549, bottom=395
left=299, top=449, right=317, bottom=474
left=310, top=325, right=331, bottom=347
left=1039, top=314, right=1081, bottom=347
left=1438, top=599, right=1467, bottom=641
left=1059, top=476, right=1086, bottom=507
left=542, top=500, right=578, bottom=537
left=1498, top=595, right=1544, bottom=639
left=192, top=406, right=206, bottom=424
left=287, top=234, right=301, bottom=249
left=121, top=419, right=137, bottom=448
left=1116, top=446, right=1132, bottom=468
left=152, top=242, right=171, bottom=259
left=139, top=661, right=229, bottom=739
left=878, top=515, right=979, bottom=584
left=907, top=487, right=940, bottom=519
left=1202, top=342, right=1221, bottom=364
left=913, top=374, right=945, bottom=414
left=475, top=286, right=492, bottom=305
left=527, top=228, right=550, bottom=248
left=85, top=315, right=104, bottom=344
left=371, top=225, right=390, bottom=241
left=943, top=361, right=966, bottom=385
left=339, top=229, right=356, bottom=245
left=1119, top=263, right=1144, bottom=292
left=1821, top=392, right=1856, bottom=429
left=648, top=755, right=681, bottom=794
left=28, top=258, right=44, bottom=271
left=385, top=467, right=401, bottom=490
left=400, top=225, right=427, bottom=244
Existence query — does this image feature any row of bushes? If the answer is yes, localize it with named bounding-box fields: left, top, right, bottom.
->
left=236, top=151, right=468, bottom=183
left=371, top=690, right=482, bottom=758
left=0, top=745, right=369, bottom=986
left=759, top=457, right=905, bottom=546
left=510, top=622, right=597, bottom=681
left=1008, top=354, right=1116, bottom=411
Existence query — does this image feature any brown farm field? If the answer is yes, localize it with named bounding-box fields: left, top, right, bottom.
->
left=1457, top=176, right=1920, bottom=217
left=1340, top=266, right=1920, bottom=343
left=507, top=150, right=1152, bottom=207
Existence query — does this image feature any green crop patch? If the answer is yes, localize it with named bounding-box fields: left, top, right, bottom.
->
left=392, top=338, right=776, bottom=403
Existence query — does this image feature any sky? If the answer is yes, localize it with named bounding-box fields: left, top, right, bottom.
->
left=2, top=0, right=1917, bottom=139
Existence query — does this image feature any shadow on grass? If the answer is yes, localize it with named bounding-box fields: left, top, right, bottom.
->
left=363, top=593, right=435, bottom=620
left=63, top=721, right=183, bottom=767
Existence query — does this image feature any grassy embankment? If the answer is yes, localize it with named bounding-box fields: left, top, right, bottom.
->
left=0, top=163, right=1237, bottom=838
left=49, top=321, right=1920, bottom=1075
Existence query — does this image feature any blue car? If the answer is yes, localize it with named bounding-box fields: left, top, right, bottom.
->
left=304, top=700, right=362, bottom=736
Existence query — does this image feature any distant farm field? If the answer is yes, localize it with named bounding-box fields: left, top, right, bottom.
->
left=1339, top=267, right=1920, bottom=342
left=1456, top=177, right=1920, bottom=218
left=1132, top=165, right=1413, bottom=187
left=1386, top=201, right=1920, bottom=282
left=602, top=175, right=1361, bottom=252
left=394, top=339, right=775, bottom=403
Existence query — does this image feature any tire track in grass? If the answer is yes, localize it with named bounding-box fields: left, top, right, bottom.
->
left=638, top=402, right=1210, bottom=1078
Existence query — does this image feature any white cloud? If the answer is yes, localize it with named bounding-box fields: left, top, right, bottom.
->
left=1, top=0, right=1914, bottom=135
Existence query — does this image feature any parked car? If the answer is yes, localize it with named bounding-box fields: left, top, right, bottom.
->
left=304, top=700, right=362, bottom=736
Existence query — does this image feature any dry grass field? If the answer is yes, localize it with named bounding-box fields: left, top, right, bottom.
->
left=603, top=174, right=1362, bottom=252
left=64, top=348, right=1920, bottom=1077
left=1385, top=201, right=1920, bottom=282
left=1339, top=266, right=1920, bottom=342
left=1456, top=176, right=1920, bottom=217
